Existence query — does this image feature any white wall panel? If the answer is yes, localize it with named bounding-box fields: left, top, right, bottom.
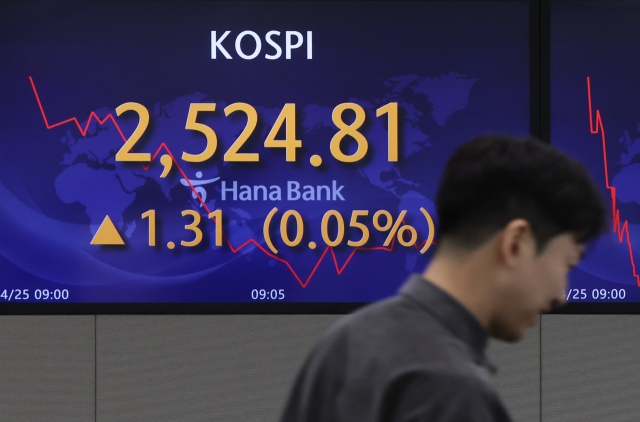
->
left=488, top=318, right=541, bottom=422
left=542, top=315, right=640, bottom=422
left=96, top=315, right=340, bottom=422
left=0, top=316, right=95, bottom=422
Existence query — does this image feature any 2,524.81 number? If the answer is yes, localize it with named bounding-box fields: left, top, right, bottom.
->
left=115, top=102, right=399, bottom=164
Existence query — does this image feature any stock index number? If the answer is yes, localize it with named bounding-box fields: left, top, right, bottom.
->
left=115, top=102, right=399, bottom=164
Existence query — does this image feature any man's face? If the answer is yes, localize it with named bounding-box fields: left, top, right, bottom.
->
left=490, top=233, right=584, bottom=342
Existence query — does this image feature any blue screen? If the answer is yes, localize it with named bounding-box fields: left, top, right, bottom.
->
left=552, top=1, right=640, bottom=302
left=0, top=1, right=530, bottom=305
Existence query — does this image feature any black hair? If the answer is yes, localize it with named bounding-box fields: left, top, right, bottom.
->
left=435, top=134, right=607, bottom=252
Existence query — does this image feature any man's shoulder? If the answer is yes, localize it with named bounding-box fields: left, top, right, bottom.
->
left=280, top=293, right=508, bottom=422
left=314, top=293, right=478, bottom=375
left=378, top=367, right=510, bottom=422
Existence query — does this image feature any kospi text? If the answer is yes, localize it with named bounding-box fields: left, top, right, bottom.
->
left=211, top=30, right=313, bottom=60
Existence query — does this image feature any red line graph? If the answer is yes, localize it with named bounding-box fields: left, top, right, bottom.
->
left=29, top=76, right=431, bottom=288
left=587, top=77, right=640, bottom=287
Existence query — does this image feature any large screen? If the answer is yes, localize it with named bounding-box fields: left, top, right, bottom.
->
left=552, top=1, right=640, bottom=304
left=0, top=1, right=530, bottom=310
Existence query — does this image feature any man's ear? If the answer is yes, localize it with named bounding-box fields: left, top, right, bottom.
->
left=499, top=219, right=534, bottom=268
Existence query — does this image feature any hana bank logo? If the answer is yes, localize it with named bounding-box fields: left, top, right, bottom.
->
left=180, top=172, right=220, bottom=207
left=180, top=175, right=346, bottom=203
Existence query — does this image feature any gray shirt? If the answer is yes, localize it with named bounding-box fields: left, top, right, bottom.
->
left=280, top=274, right=512, bottom=422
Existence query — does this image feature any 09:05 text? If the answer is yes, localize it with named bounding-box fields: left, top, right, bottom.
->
left=251, top=289, right=285, bottom=300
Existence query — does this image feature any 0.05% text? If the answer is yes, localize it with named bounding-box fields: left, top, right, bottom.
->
left=92, top=208, right=435, bottom=253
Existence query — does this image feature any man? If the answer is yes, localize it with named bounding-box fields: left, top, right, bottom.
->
left=280, top=135, right=606, bottom=422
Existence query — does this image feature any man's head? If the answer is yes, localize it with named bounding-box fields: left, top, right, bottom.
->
left=427, top=135, right=606, bottom=341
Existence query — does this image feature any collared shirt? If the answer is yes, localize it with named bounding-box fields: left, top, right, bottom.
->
left=280, top=274, right=512, bottom=422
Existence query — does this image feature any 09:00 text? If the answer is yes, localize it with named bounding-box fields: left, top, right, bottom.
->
left=566, top=288, right=626, bottom=300
left=0, top=289, right=70, bottom=301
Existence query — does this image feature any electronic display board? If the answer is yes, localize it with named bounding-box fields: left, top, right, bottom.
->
left=552, top=1, right=640, bottom=304
left=0, top=1, right=530, bottom=311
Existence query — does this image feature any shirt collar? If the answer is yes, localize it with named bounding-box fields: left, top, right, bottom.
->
left=399, top=273, right=496, bottom=373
